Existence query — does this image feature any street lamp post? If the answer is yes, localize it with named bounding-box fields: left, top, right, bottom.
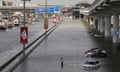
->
left=23, top=0, right=26, bottom=26
left=45, top=0, right=48, bottom=16
left=21, top=0, right=30, bottom=56
left=22, top=0, right=26, bottom=56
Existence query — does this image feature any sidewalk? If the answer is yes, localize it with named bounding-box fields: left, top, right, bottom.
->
left=13, top=17, right=112, bottom=72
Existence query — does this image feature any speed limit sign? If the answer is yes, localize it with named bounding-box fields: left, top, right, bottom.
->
left=20, top=27, right=28, bottom=44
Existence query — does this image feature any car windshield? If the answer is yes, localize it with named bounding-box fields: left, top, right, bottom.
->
left=86, top=61, right=98, bottom=65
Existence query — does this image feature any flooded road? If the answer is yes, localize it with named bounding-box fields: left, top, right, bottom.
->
left=13, top=17, right=120, bottom=72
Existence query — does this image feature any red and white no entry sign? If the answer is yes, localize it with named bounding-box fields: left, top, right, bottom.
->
left=20, top=27, right=28, bottom=44
left=53, top=16, right=57, bottom=24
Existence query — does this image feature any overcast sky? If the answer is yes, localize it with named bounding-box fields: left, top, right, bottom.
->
left=8, top=0, right=95, bottom=5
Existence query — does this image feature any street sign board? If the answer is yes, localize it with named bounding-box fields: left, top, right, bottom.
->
left=34, top=6, right=60, bottom=13
left=48, top=7, right=54, bottom=13
left=54, top=5, right=60, bottom=13
left=20, top=27, right=28, bottom=44
left=34, top=8, right=46, bottom=13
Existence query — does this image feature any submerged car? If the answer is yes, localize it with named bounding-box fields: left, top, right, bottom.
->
left=94, top=33, right=103, bottom=37
left=85, top=48, right=108, bottom=58
left=90, top=50, right=108, bottom=58
left=82, top=60, right=100, bottom=70
left=85, top=48, right=103, bottom=54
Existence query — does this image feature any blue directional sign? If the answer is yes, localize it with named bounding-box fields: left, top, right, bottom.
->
left=48, top=7, right=54, bottom=13
left=54, top=5, right=60, bottom=13
left=34, top=8, right=46, bottom=13
left=34, top=6, right=60, bottom=13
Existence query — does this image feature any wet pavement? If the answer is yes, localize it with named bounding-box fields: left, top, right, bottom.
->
left=0, top=16, right=55, bottom=70
left=13, top=17, right=120, bottom=72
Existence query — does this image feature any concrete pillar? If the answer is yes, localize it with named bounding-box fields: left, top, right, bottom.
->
left=97, top=16, right=100, bottom=31
left=112, top=14, right=119, bottom=43
left=104, top=15, right=111, bottom=37
left=99, top=16, right=105, bottom=34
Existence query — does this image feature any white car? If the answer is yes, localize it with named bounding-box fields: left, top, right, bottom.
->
left=13, top=18, right=20, bottom=26
left=82, top=60, right=100, bottom=70
left=1, top=16, right=14, bottom=28
left=0, top=20, right=7, bottom=29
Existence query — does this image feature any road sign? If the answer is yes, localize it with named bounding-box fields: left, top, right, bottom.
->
left=54, top=5, right=60, bottom=13
left=34, top=8, right=46, bottom=13
left=20, top=27, right=28, bottom=44
left=48, top=7, right=54, bottom=13
left=53, top=16, right=57, bottom=24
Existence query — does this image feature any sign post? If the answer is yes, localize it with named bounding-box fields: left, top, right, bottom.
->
left=21, top=0, right=30, bottom=56
left=44, top=17, right=48, bottom=30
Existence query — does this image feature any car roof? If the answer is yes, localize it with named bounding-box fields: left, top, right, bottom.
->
left=86, top=60, right=99, bottom=62
left=85, top=60, right=99, bottom=64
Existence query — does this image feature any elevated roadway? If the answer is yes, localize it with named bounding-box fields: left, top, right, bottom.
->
left=88, top=0, right=120, bottom=47
left=0, top=5, right=54, bottom=12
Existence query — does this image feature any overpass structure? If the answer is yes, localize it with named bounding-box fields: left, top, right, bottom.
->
left=0, top=5, right=52, bottom=12
left=89, top=0, right=120, bottom=43
left=0, top=5, right=55, bottom=15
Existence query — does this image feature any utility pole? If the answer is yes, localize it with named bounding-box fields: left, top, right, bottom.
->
left=21, top=0, right=30, bottom=56
left=44, top=0, right=48, bottom=32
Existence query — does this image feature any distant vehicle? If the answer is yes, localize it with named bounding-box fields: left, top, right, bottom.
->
left=82, top=60, right=100, bottom=70
left=0, top=20, right=7, bottom=29
left=13, top=18, right=20, bottom=26
left=94, top=33, right=103, bottom=37
left=2, top=16, right=14, bottom=28
left=6, top=20, right=14, bottom=28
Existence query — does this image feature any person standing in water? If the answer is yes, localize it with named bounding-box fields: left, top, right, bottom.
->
left=60, top=57, right=64, bottom=69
